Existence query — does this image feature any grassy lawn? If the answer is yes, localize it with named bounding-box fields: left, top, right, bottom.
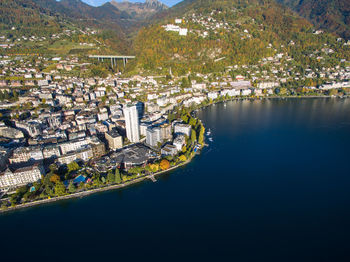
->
left=47, top=39, right=98, bottom=55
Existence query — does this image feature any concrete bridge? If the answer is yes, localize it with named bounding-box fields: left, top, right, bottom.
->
left=89, top=55, right=135, bottom=68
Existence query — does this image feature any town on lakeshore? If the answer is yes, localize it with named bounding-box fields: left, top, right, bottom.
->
left=0, top=8, right=350, bottom=211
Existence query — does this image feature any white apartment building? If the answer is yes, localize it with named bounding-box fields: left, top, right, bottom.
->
left=174, top=124, right=191, bottom=137
left=59, top=138, right=89, bottom=155
left=220, top=89, right=240, bottom=97
left=146, top=127, right=161, bottom=147
left=124, top=104, right=140, bottom=143
left=0, top=165, right=44, bottom=191
left=207, top=92, right=218, bottom=100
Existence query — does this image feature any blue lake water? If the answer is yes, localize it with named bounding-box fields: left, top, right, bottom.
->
left=1, top=98, right=350, bottom=261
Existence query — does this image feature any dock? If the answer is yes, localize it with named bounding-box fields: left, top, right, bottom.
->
left=148, top=175, right=157, bottom=183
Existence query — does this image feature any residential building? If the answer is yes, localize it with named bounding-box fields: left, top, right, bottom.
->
left=57, top=146, right=93, bottom=165
left=9, top=146, right=44, bottom=164
left=173, top=135, right=186, bottom=151
left=174, top=123, right=191, bottom=137
left=105, top=129, right=123, bottom=150
left=42, top=145, right=61, bottom=159
left=146, top=127, right=161, bottom=147
left=161, top=144, right=178, bottom=156
left=0, top=164, right=44, bottom=191
left=160, top=123, right=172, bottom=141
left=208, top=92, right=218, bottom=100
left=59, top=138, right=89, bottom=155
left=124, top=104, right=140, bottom=143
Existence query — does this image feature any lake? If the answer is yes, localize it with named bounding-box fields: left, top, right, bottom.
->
left=1, top=98, right=350, bottom=262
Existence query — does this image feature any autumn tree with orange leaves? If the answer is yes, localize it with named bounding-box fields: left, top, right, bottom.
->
left=160, top=159, right=170, bottom=170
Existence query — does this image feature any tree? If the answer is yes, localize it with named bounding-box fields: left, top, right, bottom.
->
left=67, top=161, right=80, bottom=173
left=181, top=77, right=189, bottom=88
left=328, top=89, right=338, bottom=96
left=54, top=181, right=66, bottom=196
left=115, top=169, right=122, bottom=184
left=179, top=155, right=187, bottom=162
left=198, top=125, right=205, bottom=145
left=279, top=88, right=288, bottom=96
left=189, top=117, right=197, bottom=127
left=50, top=174, right=61, bottom=184
left=149, top=163, right=159, bottom=173
left=49, top=164, right=57, bottom=173
left=181, top=114, right=189, bottom=123
left=191, top=129, right=197, bottom=144
left=128, top=167, right=142, bottom=175
left=160, top=159, right=170, bottom=170
left=107, top=171, right=115, bottom=184
left=68, top=182, right=76, bottom=194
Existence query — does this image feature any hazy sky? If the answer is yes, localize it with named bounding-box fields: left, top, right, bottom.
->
left=82, top=0, right=183, bottom=7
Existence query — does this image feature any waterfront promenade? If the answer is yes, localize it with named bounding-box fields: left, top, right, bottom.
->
left=0, top=158, right=194, bottom=214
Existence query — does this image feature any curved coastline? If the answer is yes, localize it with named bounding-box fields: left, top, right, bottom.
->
left=1, top=94, right=348, bottom=214
left=0, top=157, right=195, bottom=214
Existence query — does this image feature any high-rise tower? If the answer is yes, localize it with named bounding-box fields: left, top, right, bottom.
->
left=124, top=104, right=140, bottom=143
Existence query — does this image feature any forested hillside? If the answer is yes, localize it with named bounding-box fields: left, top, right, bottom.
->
left=0, top=0, right=67, bottom=36
left=132, top=0, right=350, bottom=75
left=277, top=0, right=350, bottom=40
left=0, top=0, right=131, bottom=55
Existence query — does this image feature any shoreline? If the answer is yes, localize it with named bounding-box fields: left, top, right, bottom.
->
left=0, top=157, right=194, bottom=214
left=1, top=95, right=348, bottom=214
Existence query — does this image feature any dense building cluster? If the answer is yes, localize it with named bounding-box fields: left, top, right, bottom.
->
left=0, top=12, right=349, bottom=193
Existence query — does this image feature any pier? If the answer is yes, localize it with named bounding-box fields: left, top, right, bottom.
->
left=148, top=175, right=157, bottom=183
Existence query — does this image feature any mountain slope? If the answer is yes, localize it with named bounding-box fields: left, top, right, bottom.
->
left=132, top=0, right=350, bottom=75
left=110, top=0, right=168, bottom=20
left=0, top=0, right=67, bottom=36
left=32, top=0, right=129, bottom=33
left=0, top=0, right=130, bottom=55
left=277, top=0, right=350, bottom=39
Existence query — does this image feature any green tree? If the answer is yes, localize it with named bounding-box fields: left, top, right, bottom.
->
left=279, top=88, right=288, bottom=96
left=68, top=182, right=76, bottom=194
left=189, top=117, right=197, bottom=127
left=179, top=155, right=187, bottom=162
left=328, top=89, right=338, bottom=96
left=67, top=162, right=80, bottom=173
left=191, top=129, right=197, bottom=144
left=181, top=114, right=189, bottom=123
left=107, top=171, right=115, bottom=184
left=115, top=169, right=122, bottom=184
left=54, top=181, right=66, bottom=196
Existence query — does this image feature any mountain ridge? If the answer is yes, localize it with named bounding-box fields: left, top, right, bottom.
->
left=276, top=0, right=350, bottom=40
left=110, top=0, right=168, bottom=20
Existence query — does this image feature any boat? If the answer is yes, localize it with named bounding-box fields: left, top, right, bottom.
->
left=208, top=138, right=213, bottom=142
left=206, top=129, right=211, bottom=136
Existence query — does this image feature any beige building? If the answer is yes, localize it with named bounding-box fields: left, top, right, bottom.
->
left=57, top=147, right=93, bottom=166
left=9, top=146, right=43, bottom=164
left=105, top=129, right=123, bottom=150
left=160, top=123, right=172, bottom=141
left=89, top=137, right=106, bottom=158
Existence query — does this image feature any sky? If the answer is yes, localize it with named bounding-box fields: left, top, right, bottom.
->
left=82, top=0, right=183, bottom=7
